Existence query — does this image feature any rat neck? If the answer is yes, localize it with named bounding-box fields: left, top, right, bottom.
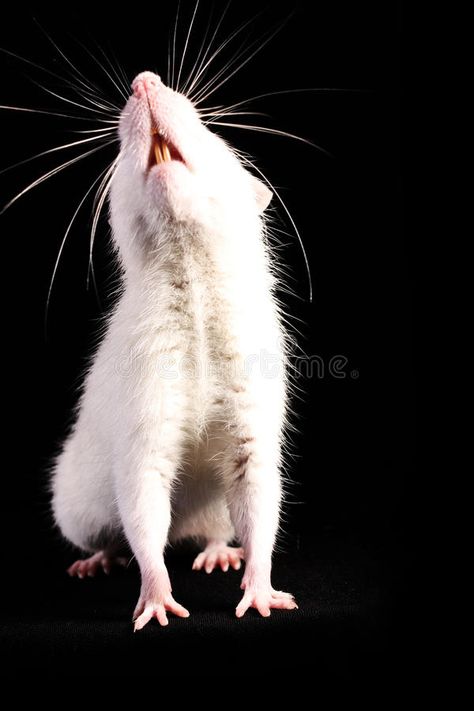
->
left=113, top=210, right=268, bottom=308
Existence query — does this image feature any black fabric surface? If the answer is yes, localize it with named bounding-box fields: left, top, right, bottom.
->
left=1, top=530, right=407, bottom=684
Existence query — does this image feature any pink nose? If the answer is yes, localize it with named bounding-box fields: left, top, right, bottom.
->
left=132, top=72, right=161, bottom=98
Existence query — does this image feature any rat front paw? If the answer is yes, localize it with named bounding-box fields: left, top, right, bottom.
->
left=133, top=593, right=190, bottom=630
left=236, top=586, right=298, bottom=618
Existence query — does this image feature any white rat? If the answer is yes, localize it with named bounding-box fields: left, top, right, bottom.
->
left=51, top=71, right=297, bottom=629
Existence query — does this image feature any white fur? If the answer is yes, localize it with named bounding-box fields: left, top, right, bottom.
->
left=52, top=72, right=293, bottom=621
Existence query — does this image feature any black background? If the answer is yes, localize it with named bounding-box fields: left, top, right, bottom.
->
left=0, top=0, right=411, bottom=687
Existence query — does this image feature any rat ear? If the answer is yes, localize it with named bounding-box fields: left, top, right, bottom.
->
left=251, top=176, right=273, bottom=213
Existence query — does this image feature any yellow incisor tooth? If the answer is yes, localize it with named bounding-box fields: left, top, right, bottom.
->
left=162, top=141, right=171, bottom=162
left=154, top=139, right=163, bottom=164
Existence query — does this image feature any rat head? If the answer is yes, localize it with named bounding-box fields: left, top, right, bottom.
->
left=111, top=71, right=272, bottom=250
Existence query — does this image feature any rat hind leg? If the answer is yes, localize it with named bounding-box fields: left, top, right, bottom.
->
left=52, top=432, right=123, bottom=572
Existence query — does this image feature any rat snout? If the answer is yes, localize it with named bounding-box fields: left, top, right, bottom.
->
left=132, top=72, right=161, bottom=99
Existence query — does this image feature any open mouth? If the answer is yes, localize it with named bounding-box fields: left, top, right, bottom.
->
left=148, top=131, right=184, bottom=170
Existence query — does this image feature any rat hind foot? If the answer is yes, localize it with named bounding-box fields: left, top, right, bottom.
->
left=67, top=551, right=128, bottom=578
left=192, top=540, right=244, bottom=573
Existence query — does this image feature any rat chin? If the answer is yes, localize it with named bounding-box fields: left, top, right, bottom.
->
left=147, top=171, right=215, bottom=227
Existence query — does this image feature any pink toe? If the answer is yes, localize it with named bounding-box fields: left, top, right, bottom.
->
left=205, top=556, right=217, bottom=573
left=270, top=599, right=294, bottom=610
left=236, top=596, right=251, bottom=618
left=256, top=601, right=271, bottom=617
left=134, top=612, right=152, bottom=631
left=193, top=553, right=205, bottom=571
left=156, top=609, right=168, bottom=626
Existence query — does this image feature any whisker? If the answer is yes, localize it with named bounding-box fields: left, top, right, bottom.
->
left=33, top=81, right=117, bottom=117
left=72, top=127, right=119, bottom=134
left=0, top=132, right=116, bottom=176
left=171, top=0, right=181, bottom=90
left=87, top=155, right=121, bottom=288
left=184, top=0, right=232, bottom=96
left=75, top=41, right=129, bottom=101
left=32, top=19, right=104, bottom=98
left=1, top=140, right=115, bottom=214
left=187, top=12, right=262, bottom=102
left=1, top=42, right=122, bottom=114
left=45, top=158, right=118, bottom=333
left=201, top=110, right=269, bottom=121
left=105, top=45, right=130, bottom=98
left=238, top=155, right=313, bottom=303
left=207, top=121, right=331, bottom=156
left=73, top=86, right=122, bottom=113
left=94, top=41, right=130, bottom=99
left=0, top=104, right=117, bottom=122
left=176, top=0, right=200, bottom=93
left=167, top=34, right=172, bottom=87
left=1, top=35, right=123, bottom=324
left=103, top=49, right=130, bottom=97
left=207, top=87, right=355, bottom=116
left=181, top=1, right=215, bottom=96
left=192, top=20, right=289, bottom=106
left=117, top=62, right=131, bottom=97
left=0, top=47, right=91, bottom=96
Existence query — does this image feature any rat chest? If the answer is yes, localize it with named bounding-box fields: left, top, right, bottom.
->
left=158, top=241, right=256, bottom=381
left=165, top=253, right=237, bottom=357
